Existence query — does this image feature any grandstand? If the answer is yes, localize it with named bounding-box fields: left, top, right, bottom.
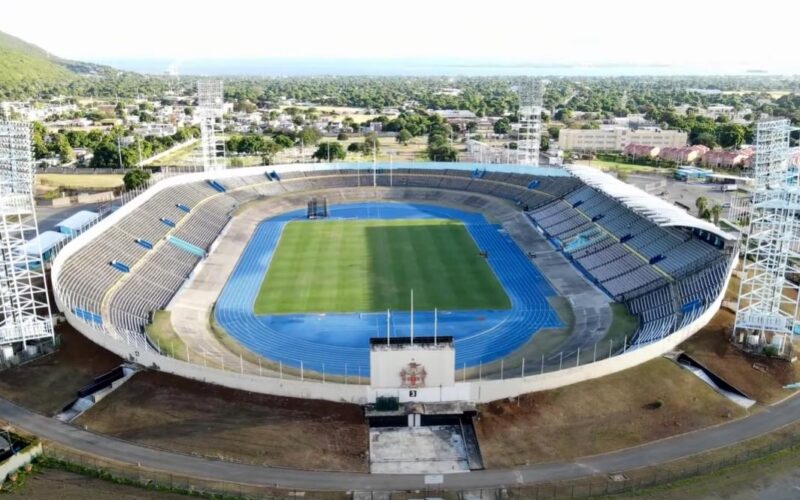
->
left=52, top=162, right=736, bottom=404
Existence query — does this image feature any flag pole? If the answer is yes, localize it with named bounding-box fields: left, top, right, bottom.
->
left=387, top=309, right=390, bottom=344
left=434, top=307, right=438, bottom=345
left=410, top=289, right=414, bottom=344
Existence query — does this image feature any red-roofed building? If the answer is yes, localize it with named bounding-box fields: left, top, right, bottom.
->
left=658, top=145, right=709, bottom=164
left=701, top=148, right=754, bottom=169
left=623, top=144, right=660, bottom=159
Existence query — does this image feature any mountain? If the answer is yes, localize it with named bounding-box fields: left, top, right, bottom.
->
left=0, top=30, right=114, bottom=93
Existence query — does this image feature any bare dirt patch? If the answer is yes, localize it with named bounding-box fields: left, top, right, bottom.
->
left=0, top=324, right=121, bottom=416
left=8, top=468, right=191, bottom=500
left=679, top=309, right=798, bottom=404
left=76, top=370, right=369, bottom=472
left=475, top=358, right=746, bottom=468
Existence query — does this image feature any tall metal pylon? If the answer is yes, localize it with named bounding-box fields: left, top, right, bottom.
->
left=734, top=119, right=800, bottom=350
left=197, top=80, right=225, bottom=172
left=514, top=79, right=547, bottom=166
left=0, top=121, right=54, bottom=346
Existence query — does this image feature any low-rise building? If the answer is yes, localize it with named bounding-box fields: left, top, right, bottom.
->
left=701, top=148, right=754, bottom=169
left=558, top=127, right=687, bottom=152
left=658, top=145, right=709, bottom=163
left=623, top=144, right=660, bottom=158
left=134, top=123, right=177, bottom=138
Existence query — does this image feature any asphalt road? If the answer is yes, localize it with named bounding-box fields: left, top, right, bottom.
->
left=2, top=393, right=799, bottom=492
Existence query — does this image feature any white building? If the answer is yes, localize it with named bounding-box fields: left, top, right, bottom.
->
left=134, top=123, right=177, bottom=138
left=558, top=127, right=688, bottom=152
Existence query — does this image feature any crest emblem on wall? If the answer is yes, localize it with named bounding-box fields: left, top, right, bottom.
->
left=400, top=362, right=427, bottom=388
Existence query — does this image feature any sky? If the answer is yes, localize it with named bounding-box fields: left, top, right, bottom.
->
left=2, top=0, right=799, bottom=73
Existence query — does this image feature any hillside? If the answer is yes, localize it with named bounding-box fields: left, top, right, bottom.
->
left=0, top=30, right=75, bottom=86
left=0, top=30, right=117, bottom=98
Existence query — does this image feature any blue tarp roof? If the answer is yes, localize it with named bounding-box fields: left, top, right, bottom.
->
left=56, top=210, right=99, bottom=231
left=22, top=231, right=68, bottom=256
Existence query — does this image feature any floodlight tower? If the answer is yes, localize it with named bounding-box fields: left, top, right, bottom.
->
left=515, top=79, right=547, bottom=166
left=0, top=121, right=54, bottom=348
left=197, top=80, right=225, bottom=172
left=734, top=119, right=800, bottom=352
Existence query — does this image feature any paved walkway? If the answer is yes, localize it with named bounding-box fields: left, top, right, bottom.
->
left=2, top=393, right=798, bottom=491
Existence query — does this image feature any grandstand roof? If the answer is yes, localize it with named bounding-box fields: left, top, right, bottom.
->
left=56, top=210, right=99, bottom=232
left=22, top=231, right=68, bottom=256
left=566, top=165, right=736, bottom=241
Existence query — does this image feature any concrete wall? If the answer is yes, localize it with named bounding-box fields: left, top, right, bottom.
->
left=0, top=441, right=42, bottom=483
left=37, top=196, right=72, bottom=207
left=62, top=309, right=369, bottom=404
left=77, top=191, right=114, bottom=204
left=370, top=343, right=455, bottom=389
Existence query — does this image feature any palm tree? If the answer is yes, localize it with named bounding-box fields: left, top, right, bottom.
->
left=710, top=204, right=723, bottom=225
left=695, top=196, right=708, bottom=217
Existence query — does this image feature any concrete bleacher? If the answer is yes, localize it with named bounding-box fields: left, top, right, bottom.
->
left=527, top=183, right=729, bottom=347
left=58, top=169, right=581, bottom=345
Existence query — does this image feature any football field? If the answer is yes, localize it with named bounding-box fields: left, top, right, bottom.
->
left=254, top=219, right=511, bottom=314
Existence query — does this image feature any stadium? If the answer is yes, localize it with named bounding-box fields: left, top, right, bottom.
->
left=51, top=162, right=737, bottom=404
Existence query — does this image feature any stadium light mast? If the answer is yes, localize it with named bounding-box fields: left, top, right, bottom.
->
left=0, top=121, right=54, bottom=348
left=197, top=80, right=225, bottom=173
left=734, top=119, right=800, bottom=354
left=514, top=79, right=547, bottom=166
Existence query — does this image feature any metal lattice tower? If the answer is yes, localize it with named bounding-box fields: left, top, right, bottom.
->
left=197, top=80, right=225, bottom=172
left=734, top=119, right=800, bottom=345
left=0, top=121, right=54, bottom=346
left=514, top=79, right=546, bottom=166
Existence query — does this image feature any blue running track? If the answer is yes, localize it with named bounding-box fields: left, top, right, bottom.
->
left=214, top=203, right=561, bottom=375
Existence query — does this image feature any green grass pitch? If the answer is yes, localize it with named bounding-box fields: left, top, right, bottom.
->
left=254, top=219, right=511, bottom=314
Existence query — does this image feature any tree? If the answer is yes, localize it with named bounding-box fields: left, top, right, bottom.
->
left=710, top=204, right=723, bottom=225
left=347, top=142, right=364, bottom=153
left=90, top=140, right=123, bottom=168
left=540, top=135, right=549, bottom=152
left=123, top=168, right=151, bottom=190
left=554, top=108, right=572, bottom=122
left=396, top=129, right=412, bottom=145
left=52, top=133, right=74, bottom=164
left=718, top=123, right=746, bottom=149
left=363, top=132, right=380, bottom=154
left=312, top=142, right=346, bottom=162
left=695, top=196, right=708, bottom=217
left=493, top=117, right=511, bottom=135
left=260, top=139, right=282, bottom=165
left=298, top=127, right=321, bottom=146
left=336, top=132, right=349, bottom=141
left=466, top=121, right=478, bottom=133
left=32, top=122, right=49, bottom=159
left=273, top=134, right=294, bottom=149
left=548, top=126, right=560, bottom=139
left=694, top=132, right=718, bottom=148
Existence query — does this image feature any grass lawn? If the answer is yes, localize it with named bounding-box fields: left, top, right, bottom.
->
left=255, top=219, right=510, bottom=314
left=604, top=302, right=640, bottom=345
left=576, top=159, right=675, bottom=176
left=144, top=310, right=188, bottom=361
left=36, top=173, right=123, bottom=189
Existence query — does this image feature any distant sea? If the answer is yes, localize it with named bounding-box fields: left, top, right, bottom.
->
left=93, top=58, right=798, bottom=77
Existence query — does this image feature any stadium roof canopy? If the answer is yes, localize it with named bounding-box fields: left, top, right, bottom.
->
left=566, top=165, right=736, bottom=241
left=56, top=210, right=99, bottom=234
left=21, top=231, right=68, bottom=257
